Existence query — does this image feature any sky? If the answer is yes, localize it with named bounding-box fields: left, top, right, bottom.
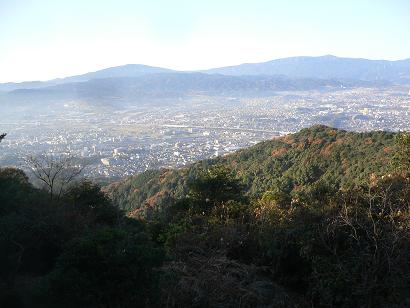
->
left=0, top=0, right=409, bottom=82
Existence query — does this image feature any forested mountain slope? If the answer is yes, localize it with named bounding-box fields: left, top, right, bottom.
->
left=1, top=125, right=409, bottom=307
left=106, top=125, right=396, bottom=217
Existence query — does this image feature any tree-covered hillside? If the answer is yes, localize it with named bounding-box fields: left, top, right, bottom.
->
left=1, top=125, right=409, bottom=307
left=106, top=125, right=396, bottom=217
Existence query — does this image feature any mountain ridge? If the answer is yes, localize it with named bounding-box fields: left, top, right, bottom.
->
left=1, top=55, right=409, bottom=92
left=5, top=73, right=383, bottom=107
left=0, top=64, right=175, bottom=91
left=204, top=55, right=410, bottom=81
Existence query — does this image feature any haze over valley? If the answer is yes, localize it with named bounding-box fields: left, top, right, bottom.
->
left=2, top=1, right=410, bottom=307
left=1, top=56, right=409, bottom=180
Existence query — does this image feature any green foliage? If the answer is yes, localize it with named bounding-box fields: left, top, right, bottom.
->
left=107, top=126, right=396, bottom=217
left=63, top=179, right=120, bottom=225
left=187, top=165, right=244, bottom=215
left=151, top=165, right=248, bottom=249
left=260, top=190, right=291, bottom=208
left=38, top=227, right=164, bottom=308
left=0, top=169, right=164, bottom=308
left=0, top=168, right=32, bottom=215
left=249, top=175, right=410, bottom=307
left=2, top=126, right=409, bottom=307
left=125, top=126, right=409, bottom=307
left=392, top=131, right=410, bottom=172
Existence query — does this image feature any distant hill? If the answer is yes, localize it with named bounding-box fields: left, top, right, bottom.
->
left=105, top=125, right=396, bottom=216
left=4, top=73, right=376, bottom=106
left=204, top=55, right=410, bottom=82
left=0, top=64, right=175, bottom=91
left=0, top=81, right=47, bottom=92
left=2, top=55, right=409, bottom=93
left=57, top=64, right=175, bottom=83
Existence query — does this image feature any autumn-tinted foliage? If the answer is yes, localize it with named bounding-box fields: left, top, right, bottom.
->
left=1, top=126, right=409, bottom=307
left=153, top=149, right=409, bottom=307
left=106, top=125, right=397, bottom=217
left=105, top=126, right=409, bottom=307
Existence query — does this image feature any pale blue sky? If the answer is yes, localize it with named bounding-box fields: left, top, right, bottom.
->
left=1, top=0, right=409, bottom=82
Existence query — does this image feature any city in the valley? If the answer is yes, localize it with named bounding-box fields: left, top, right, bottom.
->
left=1, top=86, right=409, bottom=180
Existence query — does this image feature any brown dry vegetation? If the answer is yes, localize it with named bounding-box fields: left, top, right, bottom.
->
left=271, top=147, right=288, bottom=157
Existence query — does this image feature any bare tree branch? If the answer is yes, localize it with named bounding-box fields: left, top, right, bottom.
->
left=25, top=154, right=85, bottom=200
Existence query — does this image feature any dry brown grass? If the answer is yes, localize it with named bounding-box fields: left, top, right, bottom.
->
left=160, top=249, right=302, bottom=308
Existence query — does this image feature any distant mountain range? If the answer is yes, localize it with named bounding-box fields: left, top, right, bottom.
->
left=0, top=64, right=174, bottom=92
left=3, top=72, right=387, bottom=107
left=204, top=55, right=410, bottom=82
left=2, top=55, right=410, bottom=92
left=1, top=55, right=409, bottom=108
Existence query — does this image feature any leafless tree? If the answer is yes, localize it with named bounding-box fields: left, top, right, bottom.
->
left=25, top=154, right=85, bottom=200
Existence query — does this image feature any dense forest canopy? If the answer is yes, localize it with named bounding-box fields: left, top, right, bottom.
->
left=1, top=125, right=409, bottom=307
left=106, top=125, right=397, bottom=217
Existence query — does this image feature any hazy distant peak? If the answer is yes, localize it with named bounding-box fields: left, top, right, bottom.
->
left=203, top=55, right=410, bottom=82
left=0, top=64, right=175, bottom=91
left=58, top=64, right=175, bottom=83
left=1, top=55, right=410, bottom=92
